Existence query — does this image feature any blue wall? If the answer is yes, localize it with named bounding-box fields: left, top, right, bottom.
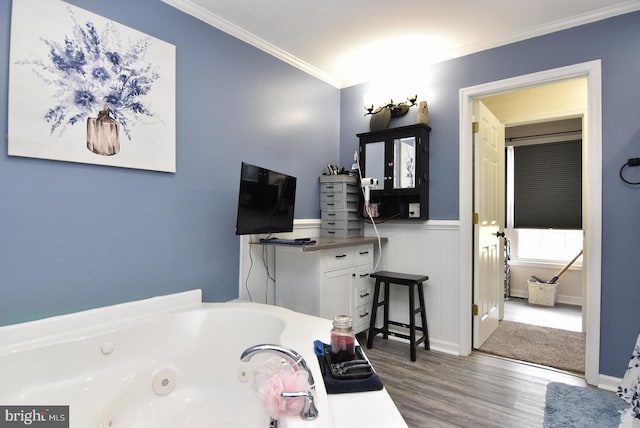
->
left=0, top=0, right=339, bottom=324
left=341, top=12, right=640, bottom=377
left=2, top=0, right=638, bottom=379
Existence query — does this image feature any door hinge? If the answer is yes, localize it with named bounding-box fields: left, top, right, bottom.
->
left=473, top=212, right=479, bottom=224
left=472, top=121, right=479, bottom=133
left=472, top=304, right=479, bottom=316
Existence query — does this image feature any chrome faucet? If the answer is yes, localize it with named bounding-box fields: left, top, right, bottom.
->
left=240, top=344, right=318, bottom=420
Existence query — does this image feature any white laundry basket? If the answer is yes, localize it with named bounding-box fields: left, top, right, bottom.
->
left=527, top=280, right=558, bottom=306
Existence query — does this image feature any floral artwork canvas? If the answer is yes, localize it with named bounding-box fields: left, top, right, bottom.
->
left=8, top=0, right=176, bottom=172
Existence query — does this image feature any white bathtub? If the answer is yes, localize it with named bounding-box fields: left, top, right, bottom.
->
left=0, top=290, right=406, bottom=428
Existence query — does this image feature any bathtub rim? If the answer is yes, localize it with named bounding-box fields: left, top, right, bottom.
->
left=0, top=289, right=202, bottom=355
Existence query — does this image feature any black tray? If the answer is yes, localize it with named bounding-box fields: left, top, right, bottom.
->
left=323, top=345, right=373, bottom=380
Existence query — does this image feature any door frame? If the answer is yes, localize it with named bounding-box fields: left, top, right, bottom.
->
left=458, top=60, right=602, bottom=386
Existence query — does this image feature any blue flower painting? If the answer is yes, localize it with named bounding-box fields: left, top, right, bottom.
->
left=8, top=0, right=176, bottom=172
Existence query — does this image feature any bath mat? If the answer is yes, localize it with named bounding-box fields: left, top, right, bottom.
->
left=479, top=320, right=585, bottom=373
left=544, top=382, right=627, bottom=427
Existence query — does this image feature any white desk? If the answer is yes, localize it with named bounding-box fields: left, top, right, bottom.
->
left=269, top=237, right=384, bottom=333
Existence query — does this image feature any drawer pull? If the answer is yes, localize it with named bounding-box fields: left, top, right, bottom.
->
left=359, top=251, right=369, bottom=255
left=359, top=292, right=370, bottom=298
left=335, top=254, right=347, bottom=258
left=328, top=222, right=335, bottom=225
left=359, top=273, right=369, bottom=278
left=359, top=312, right=369, bottom=318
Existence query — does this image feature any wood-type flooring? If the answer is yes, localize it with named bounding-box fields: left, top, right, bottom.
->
left=360, top=334, right=587, bottom=428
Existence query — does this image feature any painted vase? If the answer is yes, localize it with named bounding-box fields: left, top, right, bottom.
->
left=87, top=106, right=120, bottom=156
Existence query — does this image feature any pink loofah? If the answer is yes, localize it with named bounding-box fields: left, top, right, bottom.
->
left=257, top=367, right=311, bottom=419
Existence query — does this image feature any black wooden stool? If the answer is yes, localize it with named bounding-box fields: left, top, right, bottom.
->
left=366, top=271, right=430, bottom=361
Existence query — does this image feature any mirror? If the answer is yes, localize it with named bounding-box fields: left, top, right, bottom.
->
left=365, top=141, right=385, bottom=186
left=393, top=136, right=416, bottom=189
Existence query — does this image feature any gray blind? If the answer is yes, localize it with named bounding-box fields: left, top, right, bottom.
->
left=513, top=140, right=582, bottom=229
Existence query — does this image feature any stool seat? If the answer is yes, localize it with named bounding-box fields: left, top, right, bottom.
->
left=369, top=271, right=429, bottom=285
left=367, top=270, right=430, bottom=361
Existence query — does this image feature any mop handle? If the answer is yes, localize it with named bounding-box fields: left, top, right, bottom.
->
left=549, top=249, right=583, bottom=284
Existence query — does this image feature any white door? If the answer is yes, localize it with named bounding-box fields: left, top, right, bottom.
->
left=473, top=100, right=505, bottom=349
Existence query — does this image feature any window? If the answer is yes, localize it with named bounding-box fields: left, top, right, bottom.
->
left=513, top=140, right=582, bottom=229
left=514, top=228, right=583, bottom=262
left=505, top=119, right=583, bottom=262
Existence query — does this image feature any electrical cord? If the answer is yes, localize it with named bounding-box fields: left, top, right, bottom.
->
left=362, top=212, right=403, bottom=224
left=354, top=154, right=383, bottom=273
left=261, top=244, right=275, bottom=299
left=619, top=157, right=640, bottom=185
left=245, top=236, right=256, bottom=302
left=244, top=234, right=276, bottom=303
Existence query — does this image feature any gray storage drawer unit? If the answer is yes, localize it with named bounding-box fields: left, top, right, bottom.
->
left=320, top=175, right=362, bottom=238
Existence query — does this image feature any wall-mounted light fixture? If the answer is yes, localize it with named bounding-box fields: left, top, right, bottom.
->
left=364, top=95, right=418, bottom=131
left=365, top=95, right=418, bottom=117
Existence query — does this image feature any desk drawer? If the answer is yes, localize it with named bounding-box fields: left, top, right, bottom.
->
left=353, top=302, right=372, bottom=333
left=354, top=244, right=374, bottom=265
left=354, top=281, right=373, bottom=307
left=322, top=247, right=355, bottom=270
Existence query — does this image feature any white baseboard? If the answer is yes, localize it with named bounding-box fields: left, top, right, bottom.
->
left=508, top=289, right=582, bottom=307
left=598, top=374, right=622, bottom=392
left=373, top=328, right=460, bottom=356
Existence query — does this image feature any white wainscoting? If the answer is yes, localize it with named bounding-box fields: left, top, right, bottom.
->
left=364, top=220, right=461, bottom=355
left=238, top=219, right=462, bottom=355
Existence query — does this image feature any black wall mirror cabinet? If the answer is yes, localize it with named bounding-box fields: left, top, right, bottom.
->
left=357, top=124, right=430, bottom=220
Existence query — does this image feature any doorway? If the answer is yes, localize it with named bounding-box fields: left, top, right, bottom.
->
left=483, top=81, right=586, bottom=326
left=474, top=88, right=587, bottom=373
left=458, top=60, right=602, bottom=386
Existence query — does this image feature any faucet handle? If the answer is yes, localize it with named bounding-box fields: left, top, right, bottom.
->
left=281, top=390, right=319, bottom=420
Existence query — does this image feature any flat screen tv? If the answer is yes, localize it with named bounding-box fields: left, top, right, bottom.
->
left=235, top=162, right=297, bottom=235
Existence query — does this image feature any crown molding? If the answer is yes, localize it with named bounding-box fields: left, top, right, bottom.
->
left=446, top=0, right=640, bottom=61
left=163, top=0, right=640, bottom=89
left=161, top=0, right=343, bottom=88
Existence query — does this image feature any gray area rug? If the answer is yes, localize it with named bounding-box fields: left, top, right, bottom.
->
left=479, top=320, right=585, bottom=373
left=544, top=382, right=627, bottom=427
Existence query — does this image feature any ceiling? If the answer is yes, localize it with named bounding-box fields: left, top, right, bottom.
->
left=163, top=0, right=640, bottom=88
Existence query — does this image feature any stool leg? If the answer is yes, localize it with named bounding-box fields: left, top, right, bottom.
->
left=382, top=281, right=390, bottom=339
left=409, top=283, right=417, bottom=361
left=367, top=279, right=382, bottom=349
left=417, top=281, right=430, bottom=350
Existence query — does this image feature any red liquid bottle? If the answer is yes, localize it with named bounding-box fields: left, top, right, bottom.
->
left=330, top=315, right=355, bottom=363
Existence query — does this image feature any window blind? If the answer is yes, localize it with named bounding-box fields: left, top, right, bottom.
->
left=513, top=140, right=582, bottom=229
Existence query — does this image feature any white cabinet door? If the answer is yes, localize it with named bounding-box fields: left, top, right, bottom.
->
left=320, top=268, right=352, bottom=320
